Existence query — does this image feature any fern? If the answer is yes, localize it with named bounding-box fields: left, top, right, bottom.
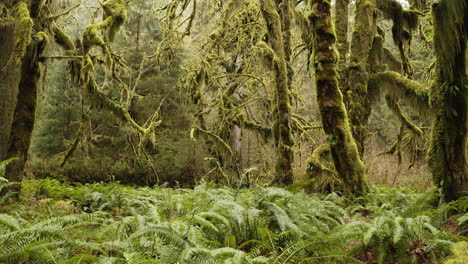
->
left=1, top=180, right=463, bottom=263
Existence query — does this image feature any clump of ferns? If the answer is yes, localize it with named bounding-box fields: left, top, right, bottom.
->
left=0, top=213, right=111, bottom=263
left=0, top=158, right=19, bottom=203
left=336, top=215, right=455, bottom=264
left=346, top=185, right=442, bottom=219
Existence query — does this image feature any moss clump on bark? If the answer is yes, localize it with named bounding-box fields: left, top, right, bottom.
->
left=101, top=0, right=127, bottom=42
left=13, top=2, right=33, bottom=59
left=53, top=26, right=75, bottom=52
left=0, top=18, right=20, bottom=161
left=305, top=144, right=341, bottom=193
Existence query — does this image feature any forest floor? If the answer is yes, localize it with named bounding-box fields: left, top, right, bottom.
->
left=0, top=179, right=467, bottom=264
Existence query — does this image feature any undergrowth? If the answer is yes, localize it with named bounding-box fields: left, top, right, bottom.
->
left=0, top=180, right=466, bottom=263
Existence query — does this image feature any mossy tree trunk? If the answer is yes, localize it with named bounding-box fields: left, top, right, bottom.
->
left=334, top=0, right=350, bottom=98
left=428, top=0, right=467, bottom=201
left=6, top=33, right=47, bottom=182
left=308, top=0, right=368, bottom=196
left=259, top=0, right=294, bottom=185
left=0, top=1, right=46, bottom=182
left=334, top=0, right=349, bottom=61
left=0, top=19, right=21, bottom=162
left=347, top=0, right=377, bottom=156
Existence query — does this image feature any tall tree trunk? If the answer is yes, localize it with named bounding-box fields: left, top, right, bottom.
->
left=259, top=0, right=294, bottom=185
left=0, top=21, right=21, bottom=161
left=6, top=34, right=46, bottom=181
left=308, top=0, right=367, bottom=196
left=428, top=0, right=467, bottom=201
left=0, top=1, right=41, bottom=184
left=347, top=0, right=377, bottom=156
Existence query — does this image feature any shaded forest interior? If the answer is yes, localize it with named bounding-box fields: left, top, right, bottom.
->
left=0, top=0, right=467, bottom=263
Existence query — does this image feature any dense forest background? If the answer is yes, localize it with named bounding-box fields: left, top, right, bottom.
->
left=0, top=0, right=467, bottom=263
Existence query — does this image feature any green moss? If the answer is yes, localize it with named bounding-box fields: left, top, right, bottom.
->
left=14, top=2, right=33, bottom=59
left=443, top=242, right=468, bottom=264
left=385, top=96, right=423, bottom=136
left=53, top=26, right=75, bottom=52
left=376, top=0, right=422, bottom=77
left=102, top=0, right=127, bottom=42
left=83, top=24, right=106, bottom=53
left=368, top=71, right=429, bottom=114
left=432, top=0, right=466, bottom=82
left=334, top=0, right=350, bottom=60
left=305, top=144, right=341, bottom=193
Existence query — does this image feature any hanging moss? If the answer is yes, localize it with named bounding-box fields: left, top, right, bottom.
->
left=367, top=71, right=429, bottom=114
left=13, top=1, right=33, bottom=60
left=431, top=0, right=466, bottom=82
left=101, top=0, right=127, bottom=42
left=385, top=95, right=423, bottom=136
left=376, top=0, right=423, bottom=77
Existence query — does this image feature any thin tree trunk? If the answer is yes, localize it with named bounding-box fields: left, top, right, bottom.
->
left=259, top=0, right=294, bottom=185
left=347, top=0, right=377, bottom=156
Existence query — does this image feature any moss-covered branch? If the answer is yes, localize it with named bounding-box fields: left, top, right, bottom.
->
left=385, top=95, right=423, bottom=136
left=368, top=71, right=429, bottom=115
